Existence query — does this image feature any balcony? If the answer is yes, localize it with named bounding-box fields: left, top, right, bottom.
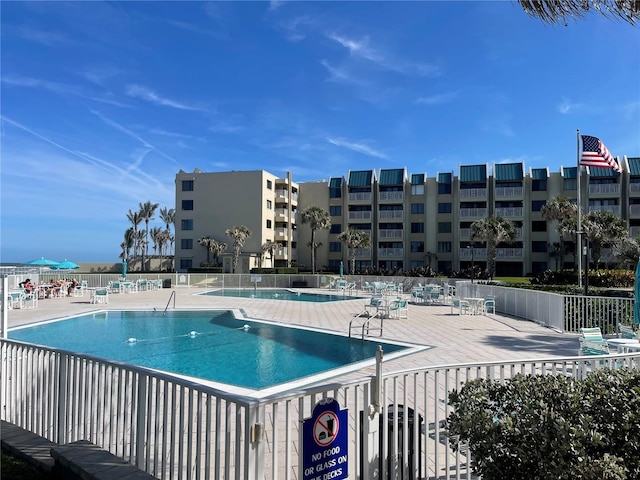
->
left=494, top=207, right=524, bottom=218
left=459, top=188, right=487, bottom=199
left=274, top=247, right=288, bottom=260
left=379, top=210, right=404, bottom=220
left=379, top=191, right=404, bottom=202
left=459, top=208, right=487, bottom=218
left=495, top=186, right=523, bottom=198
left=460, top=227, right=522, bottom=239
left=275, top=189, right=289, bottom=202
left=378, top=248, right=403, bottom=257
left=355, top=247, right=372, bottom=257
left=348, top=192, right=372, bottom=202
left=348, top=211, right=372, bottom=221
left=496, top=248, right=524, bottom=258
left=588, top=205, right=621, bottom=215
left=459, top=247, right=487, bottom=259
left=275, top=208, right=289, bottom=221
left=630, top=205, right=640, bottom=216
left=588, top=184, right=620, bottom=195
left=630, top=183, right=640, bottom=194
left=275, top=228, right=288, bottom=241
left=378, top=229, right=403, bottom=239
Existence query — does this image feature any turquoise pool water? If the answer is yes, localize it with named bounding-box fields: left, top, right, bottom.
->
left=9, top=310, right=411, bottom=390
left=200, top=288, right=359, bottom=302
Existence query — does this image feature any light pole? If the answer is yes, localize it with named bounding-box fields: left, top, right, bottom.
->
left=467, top=245, right=475, bottom=283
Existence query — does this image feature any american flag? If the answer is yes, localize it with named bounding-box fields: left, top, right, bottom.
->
left=580, top=135, right=621, bottom=172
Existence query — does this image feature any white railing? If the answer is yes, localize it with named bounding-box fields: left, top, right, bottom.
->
left=348, top=192, right=372, bottom=202
left=494, top=186, right=523, bottom=197
left=275, top=208, right=289, bottom=220
left=378, top=229, right=403, bottom=239
left=458, top=188, right=487, bottom=198
left=348, top=211, right=372, bottom=220
left=379, top=211, right=404, bottom=220
left=588, top=183, right=620, bottom=195
left=629, top=204, right=640, bottom=216
left=3, top=337, right=640, bottom=480
left=494, top=207, right=523, bottom=217
left=379, top=191, right=404, bottom=202
left=630, top=226, right=640, bottom=236
left=458, top=248, right=487, bottom=259
left=496, top=247, right=523, bottom=257
left=630, top=183, right=640, bottom=193
left=459, top=208, right=487, bottom=218
left=378, top=248, right=403, bottom=257
left=588, top=204, right=621, bottom=215
left=460, top=228, right=522, bottom=239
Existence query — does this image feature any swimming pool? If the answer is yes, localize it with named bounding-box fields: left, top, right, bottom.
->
left=9, top=310, right=423, bottom=394
left=200, top=288, right=360, bottom=302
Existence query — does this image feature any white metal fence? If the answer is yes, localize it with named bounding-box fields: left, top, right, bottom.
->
left=3, top=337, right=640, bottom=480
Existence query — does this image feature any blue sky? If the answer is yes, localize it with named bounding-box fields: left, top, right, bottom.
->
left=1, top=1, right=639, bottom=263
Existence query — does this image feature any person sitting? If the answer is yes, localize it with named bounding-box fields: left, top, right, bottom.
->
left=19, top=278, right=34, bottom=293
left=67, top=279, right=79, bottom=297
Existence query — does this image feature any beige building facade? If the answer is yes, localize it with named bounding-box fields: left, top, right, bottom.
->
left=175, top=157, right=638, bottom=275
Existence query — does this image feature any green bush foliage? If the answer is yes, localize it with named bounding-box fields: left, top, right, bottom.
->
left=530, top=269, right=635, bottom=288
left=447, top=369, right=640, bottom=479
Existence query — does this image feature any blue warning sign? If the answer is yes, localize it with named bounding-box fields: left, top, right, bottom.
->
left=302, top=398, right=348, bottom=480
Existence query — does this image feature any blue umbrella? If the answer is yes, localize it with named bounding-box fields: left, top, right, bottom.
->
left=25, top=257, right=59, bottom=267
left=634, top=260, right=640, bottom=324
left=52, top=259, right=79, bottom=270
left=340, top=261, right=344, bottom=278
left=122, top=259, right=127, bottom=278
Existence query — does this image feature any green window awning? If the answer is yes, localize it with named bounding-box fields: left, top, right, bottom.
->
left=588, top=166, right=619, bottom=178
left=494, top=163, right=523, bottom=181
left=329, top=177, right=343, bottom=188
left=437, top=172, right=452, bottom=184
left=459, top=165, right=486, bottom=182
left=348, top=170, right=373, bottom=187
left=563, top=167, right=577, bottom=179
left=379, top=168, right=405, bottom=185
left=628, top=158, right=640, bottom=176
left=411, top=173, right=425, bottom=185
left=531, top=168, right=548, bottom=180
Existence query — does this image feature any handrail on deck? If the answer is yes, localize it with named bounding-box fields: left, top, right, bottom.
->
left=163, top=290, right=176, bottom=314
left=349, top=309, right=384, bottom=339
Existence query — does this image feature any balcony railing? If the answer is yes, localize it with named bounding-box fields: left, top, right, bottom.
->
left=496, top=248, right=524, bottom=258
left=630, top=226, right=640, bottom=237
left=378, top=248, right=403, bottom=257
left=630, top=183, right=640, bottom=194
left=348, top=192, right=372, bottom=202
left=459, top=208, right=487, bottom=218
left=348, top=211, right=372, bottom=220
left=588, top=183, right=620, bottom=195
left=355, top=247, right=372, bottom=257
left=494, top=207, right=524, bottom=217
left=378, top=210, right=404, bottom=220
left=459, top=247, right=487, bottom=258
left=459, top=188, right=487, bottom=199
left=630, top=204, right=640, bottom=216
left=275, top=189, right=289, bottom=200
left=379, top=191, right=404, bottom=202
left=495, top=186, right=523, bottom=198
left=275, top=208, right=289, bottom=220
left=275, top=228, right=288, bottom=240
left=461, top=227, right=522, bottom=239
left=378, top=229, right=403, bottom=239
left=588, top=205, right=621, bottom=215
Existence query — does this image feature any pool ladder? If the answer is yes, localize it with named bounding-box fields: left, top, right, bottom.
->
left=349, top=310, right=384, bottom=339
left=163, top=291, right=176, bottom=315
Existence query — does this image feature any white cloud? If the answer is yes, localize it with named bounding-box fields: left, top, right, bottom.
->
left=327, top=137, right=387, bottom=159
left=415, top=92, right=459, bottom=105
left=558, top=96, right=582, bottom=114
left=125, top=84, right=208, bottom=112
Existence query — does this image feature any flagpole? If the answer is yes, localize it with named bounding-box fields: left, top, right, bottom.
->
left=577, top=129, right=582, bottom=289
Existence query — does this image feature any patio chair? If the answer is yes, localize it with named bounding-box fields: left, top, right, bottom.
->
left=580, top=327, right=605, bottom=343
left=579, top=338, right=610, bottom=356
left=388, top=298, right=408, bottom=319
left=483, top=295, right=496, bottom=315
left=451, top=297, right=470, bottom=315
left=618, top=324, right=637, bottom=340
left=73, top=280, right=88, bottom=297
left=91, top=288, right=109, bottom=304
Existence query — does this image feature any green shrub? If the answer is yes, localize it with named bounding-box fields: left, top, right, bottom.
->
left=447, top=369, right=640, bottom=479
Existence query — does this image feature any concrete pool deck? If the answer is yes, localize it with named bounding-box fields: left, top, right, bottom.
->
left=5, top=285, right=579, bottom=382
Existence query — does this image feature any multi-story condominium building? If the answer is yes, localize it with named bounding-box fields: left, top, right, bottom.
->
left=174, top=169, right=298, bottom=273
left=175, top=158, right=638, bottom=275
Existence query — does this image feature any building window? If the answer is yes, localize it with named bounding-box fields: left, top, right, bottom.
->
left=330, top=187, right=341, bottom=198
left=180, top=259, right=192, bottom=269
left=181, top=219, right=193, bottom=231
left=531, top=200, right=546, bottom=212
left=267, top=180, right=273, bottom=190
left=438, top=183, right=452, bottom=194
left=410, top=260, right=425, bottom=268
left=438, top=203, right=452, bottom=213
left=330, top=205, right=342, bottom=216
left=329, top=242, right=341, bottom=252
left=532, top=179, right=547, bottom=191
left=330, top=224, right=342, bottom=234
left=182, top=199, right=193, bottom=210
left=182, top=180, right=194, bottom=191
left=266, top=199, right=272, bottom=209
left=411, top=184, right=424, bottom=195
left=411, top=203, right=425, bottom=214
left=181, top=239, right=193, bottom=249
left=563, top=178, right=577, bottom=190
left=411, top=223, right=424, bottom=233
left=532, top=221, right=547, bottom=232
left=437, top=241, right=452, bottom=253
left=438, top=222, right=452, bottom=233
left=411, top=241, right=425, bottom=253
left=532, top=241, right=547, bottom=252
left=266, top=219, right=272, bottom=228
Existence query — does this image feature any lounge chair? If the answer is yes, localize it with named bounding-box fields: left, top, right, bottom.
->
left=618, top=324, right=637, bottom=340
left=91, top=288, right=109, bottom=304
left=578, top=327, right=610, bottom=356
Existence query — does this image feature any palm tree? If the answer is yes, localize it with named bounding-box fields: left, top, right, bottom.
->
left=517, top=0, right=639, bottom=26
left=138, top=200, right=159, bottom=271
left=198, top=236, right=213, bottom=265
left=123, top=227, right=134, bottom=261
left=261, top=240, right=281, bottom=269
left=583, top=210, right=629, bottom=270
left=337, top=228, right=371, bottom=275
left=150, top=226, right=163, bottom=256
left=542, top=196, right=579, bottom=266
left=126, top=209, right=142, bottom=261
left=471, top=216, right=517, bottom=279
left=225, top=226, right=252, bottom=273
left=209, top=239, right=227, bottom=267
left=159, top=207, right=176, bottom=256
left=300, top=205, right=331, bottom=274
